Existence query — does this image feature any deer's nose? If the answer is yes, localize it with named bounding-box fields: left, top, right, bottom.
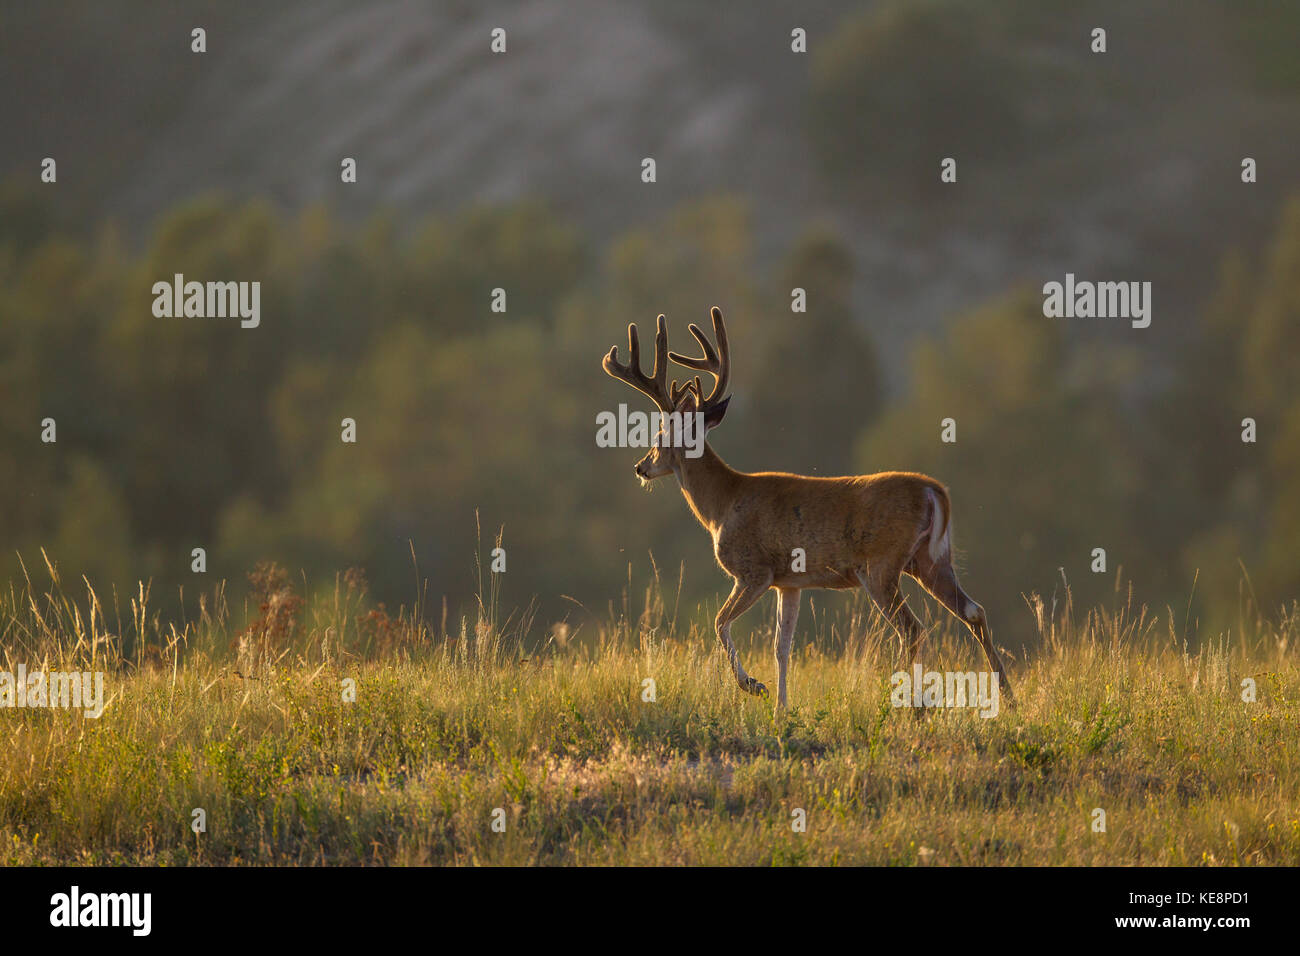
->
left=635, top=462, right=647, bottom=478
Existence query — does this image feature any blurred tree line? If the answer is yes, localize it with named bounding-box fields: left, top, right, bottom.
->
left=1, top=181, right=1297, bottom=647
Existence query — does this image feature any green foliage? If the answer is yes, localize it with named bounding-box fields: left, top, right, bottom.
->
left=2, top=178, right=1299, bottom=647
left=0, top=193, right=878, bottom=631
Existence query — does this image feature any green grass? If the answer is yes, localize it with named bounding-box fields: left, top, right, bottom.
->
left=1, top=553, right=1297, bottom=865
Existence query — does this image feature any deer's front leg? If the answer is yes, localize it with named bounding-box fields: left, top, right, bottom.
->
left=774, top=588, right=801, bottom=712
left=716, top=577, right=772, bottom=697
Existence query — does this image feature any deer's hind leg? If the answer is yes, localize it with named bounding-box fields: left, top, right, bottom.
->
left=857, top=567, right=929, bottom=720
left=716, top=576, right=772, bottom=698
left=856, top=567, right=926, bottom=666
left=907, top=550, right=1014, bottom=705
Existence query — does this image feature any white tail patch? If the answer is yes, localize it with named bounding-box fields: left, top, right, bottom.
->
left=926, top=488, right=950, bottom=562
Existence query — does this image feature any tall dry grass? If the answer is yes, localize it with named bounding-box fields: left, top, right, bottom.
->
left=1, top=550, right=1297, bottom=865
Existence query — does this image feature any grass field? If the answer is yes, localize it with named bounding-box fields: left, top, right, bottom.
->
left=2, top=554, right=1298, bottom=866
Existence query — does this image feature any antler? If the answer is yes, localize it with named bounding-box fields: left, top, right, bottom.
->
left=668, top=306, right=730, bottom=412
left=602, top=313, right=692, bottom=412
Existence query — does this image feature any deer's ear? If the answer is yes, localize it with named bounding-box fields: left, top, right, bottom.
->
left=703, top=395, right=731, bottom=429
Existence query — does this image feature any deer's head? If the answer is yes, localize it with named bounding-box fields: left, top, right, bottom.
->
left=602, top=306, right=732, bottom=482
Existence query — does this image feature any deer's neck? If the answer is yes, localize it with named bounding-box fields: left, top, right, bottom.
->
left=673, top=442, right=741, bottom=534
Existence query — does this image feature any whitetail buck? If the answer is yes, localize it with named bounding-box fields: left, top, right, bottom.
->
left=602, top=306, right=1013, bottom=711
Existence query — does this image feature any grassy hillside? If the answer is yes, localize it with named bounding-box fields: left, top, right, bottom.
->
left=1, top=557, right=1296, bottom=865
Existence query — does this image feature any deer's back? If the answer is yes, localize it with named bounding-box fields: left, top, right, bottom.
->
left=713, top=470, right=945, bottom=587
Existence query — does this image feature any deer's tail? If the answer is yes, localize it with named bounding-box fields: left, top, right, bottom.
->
left=924, top=484, right=952, bottom=563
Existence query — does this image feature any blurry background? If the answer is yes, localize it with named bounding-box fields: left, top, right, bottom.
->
left=2, top=0, right=1299, bottom=648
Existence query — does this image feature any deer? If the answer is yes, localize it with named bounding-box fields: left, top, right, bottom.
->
left=601, top=306, right=1014, bottom=712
